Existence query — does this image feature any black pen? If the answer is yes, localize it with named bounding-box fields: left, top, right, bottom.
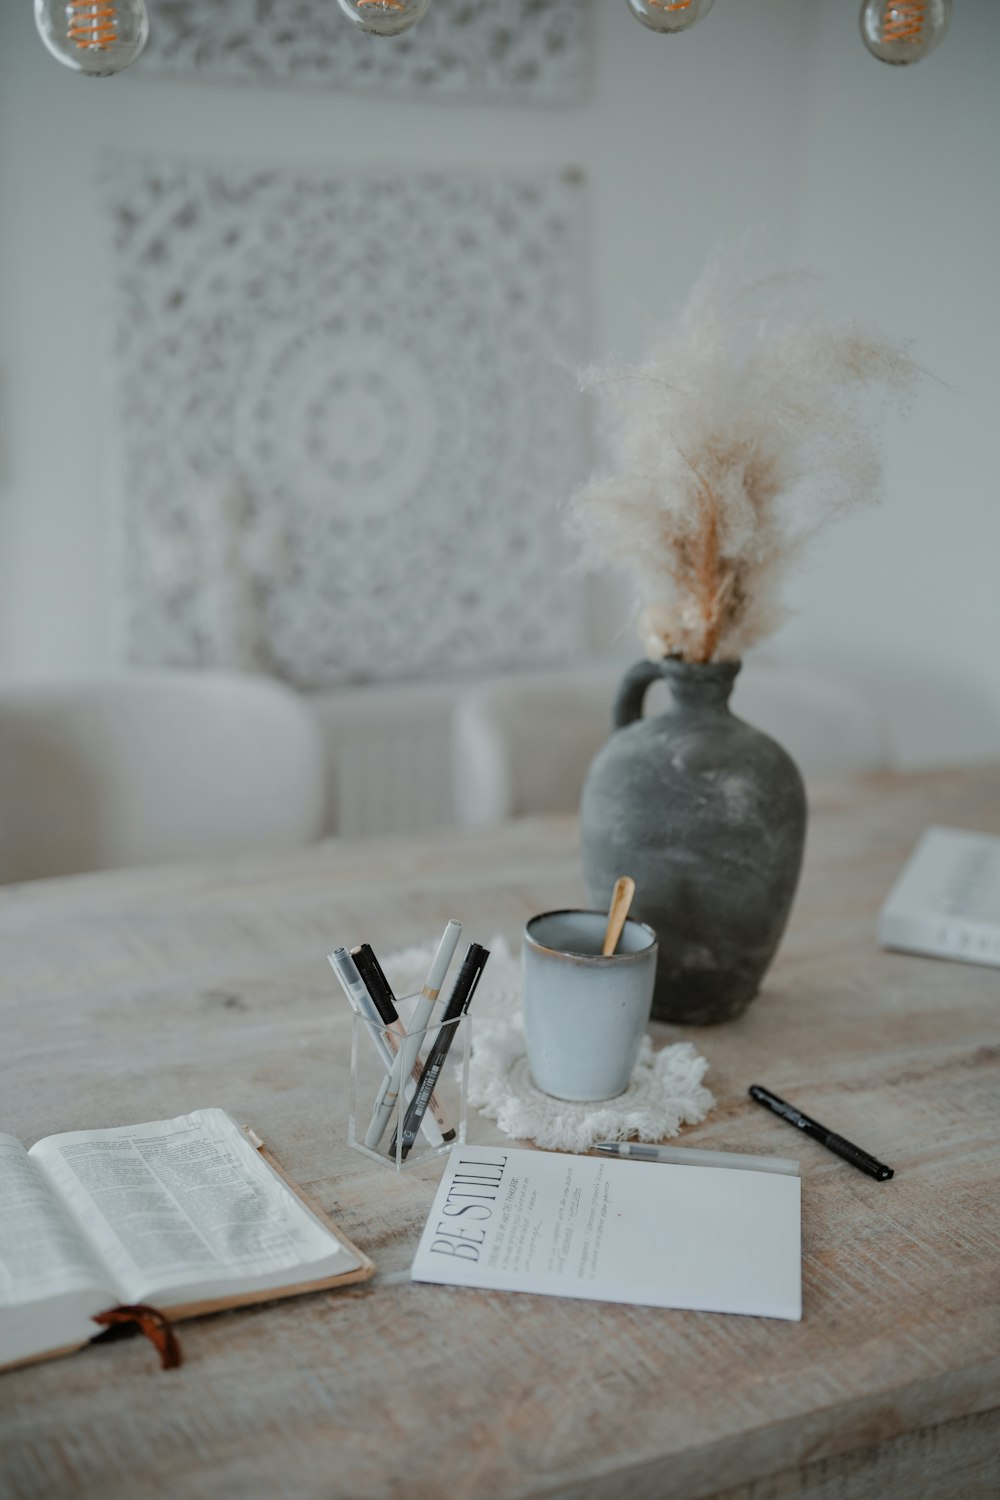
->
left=749, top=1084, right=894, bottom=1182
left=352, top=944, right=457, bottom=1146
left=391, top=943, right=489, bottom=1161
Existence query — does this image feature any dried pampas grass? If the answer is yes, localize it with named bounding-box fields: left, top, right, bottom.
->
left=568, top=247, right=922, bottom=663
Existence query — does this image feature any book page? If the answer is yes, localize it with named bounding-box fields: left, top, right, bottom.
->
left=31, top=1110, right=359, bottom=1308
left=411, top=1146, right=802, bottom=1321
left=0, top=1136, right=113, bottom=1369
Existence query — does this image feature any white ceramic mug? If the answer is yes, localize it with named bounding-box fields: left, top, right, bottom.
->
left=522, top=909, right=658, bottom=1102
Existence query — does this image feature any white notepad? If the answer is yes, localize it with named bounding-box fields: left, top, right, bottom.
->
left=412, top=1146, right=802, bottom=1321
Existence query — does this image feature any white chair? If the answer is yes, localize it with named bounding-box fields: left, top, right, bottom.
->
left=451, top=658, right=892, bottom=825
left=0, top=671, right=327, bottom=883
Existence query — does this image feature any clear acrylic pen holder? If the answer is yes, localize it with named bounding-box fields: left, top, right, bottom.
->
left=348, top=998, right=470, bottom=1171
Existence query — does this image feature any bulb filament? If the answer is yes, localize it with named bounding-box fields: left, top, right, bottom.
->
left=356, top=1, right=405, bottom=8
left=67, top=2, right=119, bottom=50
left=650, top=1, right=695, bottom=9
left=879, top=2, right=926, bottom=43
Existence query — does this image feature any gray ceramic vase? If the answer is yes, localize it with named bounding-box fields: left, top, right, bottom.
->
left=580, top=658, right=806, bottom=1026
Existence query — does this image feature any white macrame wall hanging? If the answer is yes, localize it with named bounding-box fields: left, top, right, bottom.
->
left=102, top=154, right=586, bottom=686
left=138, top=0, right=590, bottom=105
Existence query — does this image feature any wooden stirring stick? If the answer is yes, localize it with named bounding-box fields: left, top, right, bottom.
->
left=602, top=876, right=636, bottom=956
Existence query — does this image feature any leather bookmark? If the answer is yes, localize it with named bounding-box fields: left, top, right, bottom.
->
left=92, top=1304, right=183, bottom=1370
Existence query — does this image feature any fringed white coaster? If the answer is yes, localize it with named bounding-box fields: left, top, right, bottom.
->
left=383, top=938, right=715, bottom=1155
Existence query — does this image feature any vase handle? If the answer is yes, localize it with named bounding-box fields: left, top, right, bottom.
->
left=612, top=660, right=663, bottom=731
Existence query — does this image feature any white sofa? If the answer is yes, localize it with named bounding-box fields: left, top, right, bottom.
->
left=0, top=671, right=325, bottom=882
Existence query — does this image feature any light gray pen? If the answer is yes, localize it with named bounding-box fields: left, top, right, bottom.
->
left=593, top=1141, right=800, bottom=1176
left=328, top=949, right=443, bottom=1150
left=374, top=919, right=463, bottom=1150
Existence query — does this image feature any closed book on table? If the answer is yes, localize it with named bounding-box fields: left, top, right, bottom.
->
left=878, top=826, right=1000, bottom=969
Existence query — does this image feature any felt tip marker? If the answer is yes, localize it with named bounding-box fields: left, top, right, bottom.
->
left=749, top=1085, right=894, bottom=1182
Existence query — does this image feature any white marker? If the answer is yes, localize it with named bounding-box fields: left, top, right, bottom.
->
left=373, top=920, right=462, bottom=1154
left=593, top=1141, right=800, bottom=1176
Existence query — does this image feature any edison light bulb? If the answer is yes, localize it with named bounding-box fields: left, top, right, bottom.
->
left=35, top=0, right=149, bottom=76
left=859, top=0, right=952, bottom=64
left=336, top=0, right=432, bottom=38
left=626, top=0, right=716, bottom=34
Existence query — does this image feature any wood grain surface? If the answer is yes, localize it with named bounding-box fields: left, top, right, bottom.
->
left=2, top=766, right=999, bottom=1500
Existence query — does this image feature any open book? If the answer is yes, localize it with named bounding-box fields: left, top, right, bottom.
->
left=412, top=1146, right=802, bottom=1321
left=1, top=1109, right=372, bottom=1373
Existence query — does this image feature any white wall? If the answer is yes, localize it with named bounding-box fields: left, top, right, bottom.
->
left=771, top=0, right=1000, bottom=767
left=1, top=0, right=997, bottom=769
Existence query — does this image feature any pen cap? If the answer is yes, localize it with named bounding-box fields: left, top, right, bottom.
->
left=423, top=919, right=463, bottom=997
left=329, top=948, right=383, bottom=1027
left=825, top=1133, right=894, bottom=1181
left=451, top=943, right=489, bottom=1016
left=351, top=944, right=399, bottom=1025
left=329, top=947, right=364, bottom=997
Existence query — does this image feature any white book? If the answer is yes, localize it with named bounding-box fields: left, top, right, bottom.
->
left=411, top=1146, right=802, bottom=1321
left=878, top=826, right=1000, bottom=970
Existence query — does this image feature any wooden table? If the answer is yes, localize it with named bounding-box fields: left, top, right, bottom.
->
left=2, top=766, right=999, bottom=1500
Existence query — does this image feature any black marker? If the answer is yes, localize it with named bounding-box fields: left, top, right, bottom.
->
left=749, top=1085, right=894, bottom=1182
left=391, top=943, right=489, bottom=1161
